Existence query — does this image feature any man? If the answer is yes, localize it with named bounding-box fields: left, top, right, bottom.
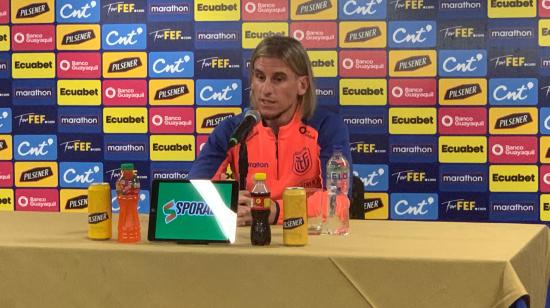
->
left=189, top=36, right=351, bottom=226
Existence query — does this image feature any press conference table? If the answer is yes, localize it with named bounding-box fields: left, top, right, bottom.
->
left=0, top=212, right=548, bottom=308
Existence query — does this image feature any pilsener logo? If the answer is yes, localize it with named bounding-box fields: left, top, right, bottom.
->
left=150, top=135, right=195, bottom=161
left=490, top=165, right=538, bottom=192
left=57, top=80, right=101, bottom=106
left=389, top=50, right=436, bottom=77
left=196, top=79, right=241, bottom=106
left=291, top=0, right=336, bottom=20
left=438, top=78, right=486, bottom=105
left=15, top=162, right=58, bottom=187
left=195, top=0, right=239, bottom=21
left=339, top=0, right=386, bottom=20
left=340, top=78, right=386, bottom=105
left=12, top=0, right=54, bottom=24
left=0, top=135, right=12, bottom=160
left=439, top=136, right=487, bottom=163
left=56, top=0, right=100, bottom=23
left=103, top=107, right=148, bottom=133
left=60, top=190, right=88, bottom=212
left=149, top=52, right=193, bottom=78
left=389, top=107, right=436, bottom=134
left=12, top=53, right=55, bottom=79
left=489, top=107, right=537, bottom=135
left=196, top=107, right=241, bottom=134
left=162, top=199, right=214, bottom=224
left=388, top=21, right=436, bottom=48
left=56, top=24, right=100, bottom=50
left=390, top=193, right=438, bottom=220
left=339, top=21, right=386, bottom=48
left=14, top=135, right=57, bottom=160
left=59, top=162, right=103, bottom=188
left=242, top=22, right=287, bottom=49
left=488, top=0, right=535, bottom=18
left=103, top=52, right=147, bottom=78
left=363, top=193, right=388, bottom=220
left=102, top=24, right=147, bottom=50
left=489, top=78, right=537, bottom=105
left=438, top=50, right=487, bottom=77
left=149, top=79, right=194, bottom=105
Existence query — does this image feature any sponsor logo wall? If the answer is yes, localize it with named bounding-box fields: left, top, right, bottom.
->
left=0, top=0, right=549, bottom=223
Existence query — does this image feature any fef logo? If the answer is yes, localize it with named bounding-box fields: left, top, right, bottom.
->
left=14, top=135, right=57, bottom=161
left=439, top=164, right=488, bottom=192
left=339, top=50, right=386, bottom=77
left=57, top=52, right=101, bottom=79
left=490, top=194, right=538, bottom=222
left=438, top=78, right=487, bottom=106
left=291, top=0, right=337, bottom=20
left=58, top=107, right=102, bottom=133
left=12, top=53, right=55, bottom=79
left=57, top=80, right=101, bottom=106
left=389, top=107, right=436, bottom=134
left=12, top=0, right=54, bottom=24
left=56, top=24, right=100, bottom=50
left=0, top=25, right=9, bottom=50
left=149, top=52, right=193, bottom=78
left=60, top=189, right=88, bottom=212
left=150, top=135, right=195, bottom=161
left=195, top=0, right=239, bottom=21
left=11, top=107, right=56, bottom=133
left=101, top=0, right=147, bottom=23
left=439, top=193, right=488, bottom=222
left=489, top=107, right=537, bottom=135
left=388, top=78, right=436, bottom=106
left=0, top=0, right=8, bottom=24
left=15, top=189, right=58, bottom=212
left=389, top=50, right=436, bottom=77
left=390, top=193, right=438, bottom=220
left=147, top=22, right=193, bottom=51
left=308, top=50, right=337, bottom=77
left=353, top=164, right=388, bottom=191
left=490, top=165, right=538, bottom=192
left=56, top=0, right=100, bottom=23
left=389, top=135, right=437, bottom=163
left=195, top=22, right=241, bottom=50
left=489, top=78, right=537, bottom=105
left=148, top=0, right=193, bottom=22
left=388, top=21, right=436, bottom=48
left=437, top=20, right=486, bottom=49
left=390, top=164, right=438, bottom=192
left=149, top=79, right=194, bottom=105
left=350, top=134, right=388, bottom=163
left=291, top=22, right=337, bottom=49
left=242, top=0, right=288, bottom=21
left=15, top=162, right=58, bottom=187
left=59, top=162, right=103, bottom=188
left=340, top=79, right=386, bottom=105
left=339, top=0, right=386, bottom=20
left=12, top=80, right=55, bottom=106
left=438, top=107, right=487, bottom=135
left=242, top=22, right=287, bottom=49
left=488, top=0, right=535, bottom=18
left=388, top=0, right=436, bottom=19
left=11, top=25, right=55, bottom=51
left=102, top=24, right=147, bottom=50
left=195, top=50, right=241, bottom=78
left=339, top=21, right=386, bottom=48
left=149, top=107, right=194, bottom=134
left=103, top=134, right=148, bottom=161
left=103, top=107, right=147, bottom=133
left=0, top=188, right=13, bottom=211
left=0, top=135, right=12, bottom=160
left=438, top=136, right=487, bottom=163
left=103, top=52, right=147, bottom=78
left=196, top=107, right=241, bottom=134
left=103, top=80, right=147, bottom=106
left=438, top=50, right=487, bottom=77
left=196, top=79, right=241, bottom=106
left=488, top=49, right=537, bottom=76
left=58, top=134, right=103, bottom=161
left=489, top=136, right=537, bottom=163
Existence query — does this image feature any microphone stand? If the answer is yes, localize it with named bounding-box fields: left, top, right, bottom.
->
left=238, top=143, right=248, bottom=190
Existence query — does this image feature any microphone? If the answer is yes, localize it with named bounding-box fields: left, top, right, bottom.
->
left=228, top=110, right=260, bottom=148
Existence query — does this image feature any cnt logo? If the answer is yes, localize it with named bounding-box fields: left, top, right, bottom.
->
left=14, top=135, right=57, bottom=160
left=0, top=109, right=11, bottom=133
left=389, top=21, right=436, bottom=48
left=353, top=165, right=388, bottom=191
left=490, top=79, right=537, bottom=105
left=439, top=50, right=487, bottom=77
left=60, top=162, right=103, bottom=188
left=57, top=0, right=100, bottom=23
left=102, top=24, right=146, bottom=50
left=340, top=0, right=386, bottom=19
left=196, top=80, right=241, bottom=106
left=149, top=52, right=194, bottom=78
left=391, top=193, right=438, bottom=220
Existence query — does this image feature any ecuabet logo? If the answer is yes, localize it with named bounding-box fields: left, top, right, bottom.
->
left=11, top=25, right=55, bottom=51
left=390, top=193, right=438, bottom=220
left=12, top=106, right=56, bottom=133
left=150, top=135, right=195, bottom=161
left=56, top=24, right=100, bottom=50
left=103, top=80, right=147, bottom=106
left=489, top=165, right=538, bottom=192
left=489, top=136, right=537, bottom=163
left=438, top=136, right=487, bottom=163
left=388, top=78, right=436, bottom=106
left=438, top=107, right=486, bottom=135
left=12, top=80, right=55, bottom=106
left=58, top=134, right=102, bottom=161
left=57, top=52, right=100, bottom=79
left=15, top=189, right=58, bottom=212
left=12, top=53, right=55, bottom=79
left=56, top=0, right=100, bottom=23
left=149, top=107, right=194, bottom=134
left=489, top=78, right=537, bottom=105
left=242, top=22, right=287, bottom=49
left=388, top=21, right=436, bottom=48
left=0, top=25, right=8, bottom=51
left=59, top=162, right=103, bottom=188
left=58, top=107, right=102, bottom=133
left=195, top=0, right=239, bottom=21
left=149, top=79, right=194, bottom=105
left=488, top=0, right=535, bottom=18
left=103, top=134, right=148, bottom=161
left=438, top=50, right=487, bottom=77
left=196, top=79, right=242, bottom=106
left=12, top=0, right=54, bottom=24
left=437, top=20, right=486, bottom=49
left=148, top=0, right=192, bottom=22
left=389, top=107, right=436, bottom=134
left=147, top=22, right=193, bottom=51
left=339, top=50, right=386, bottom=77
left=102, top=24, right=147, bottom=50
left=57, top=80, right=101, bottom=106
left=14, top=135, right=56, bottom=161
left=148, top=52, right=193, bottom=78
left=243, top=0, right=288, bottom=20
left=103, top=107, right=147, bottom=133
left=339, top=0, right=386, bottom=20
left=389, top=135, right=437, bottom=163
left=15, top=161, right=58, bottom=187
left=340, top=78, right=386, bottom=105
left=291, top=22, right=337, bottom=49
left=308, top=50, right=337, bottom=77
left=353, top=164, right=388, bottom=191
left=101, top=0, right=146, bottom=23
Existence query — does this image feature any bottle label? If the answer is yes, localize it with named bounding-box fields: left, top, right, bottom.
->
left=283, top=217, right=305, bottom=229
left=252, top=195, right=270, bottom=209
left=88, top=212, right=109, bottom=224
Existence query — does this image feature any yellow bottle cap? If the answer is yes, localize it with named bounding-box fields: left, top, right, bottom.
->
left=254, top=172, right=266, bottom=181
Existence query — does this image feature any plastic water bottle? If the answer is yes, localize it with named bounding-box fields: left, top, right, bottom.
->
left=116, top=163, right=141, bottom=243
left=325, top=145, right=350, bottom=235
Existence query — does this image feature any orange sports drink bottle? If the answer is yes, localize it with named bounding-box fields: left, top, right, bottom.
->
left=116, top=163, right=141, bottom=243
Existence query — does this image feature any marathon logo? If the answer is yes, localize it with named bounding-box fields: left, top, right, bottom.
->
left=444, top=84, right=482, bottom=100
left=155, top=85, right=189, bottom=100
left=108, top=57, right=142, bottom=73
left=59, top=115, right=99, bottom=126
left=201, top=113, right=234, bottom=129
left=20, top=167, right=53, bottom=182
left=149, top=3, right=190, bottom=15
left=364, top=198, right=384, bottom=213
left=196, top=31, right=239, bottom=42
left=494, top=113, right=532, bottom=129
left=345, top=26, right=380, bottom=43
left=296, top=0, right=332, bottom=15
left=14, top=87, right=53, bottom=99
left=66, top=195, right=87, bottom=210
left=489, top=26, right=534, bottom=40
left=88, top=212, right=108, bottom=223
left=62, top=29, right=95, bottom=45
left=441, top=172, right=485, bottom=185
left=17, top=2, right=50, bottom=18
left=105, top=142, right=146, bottom=153
left=439, top=0, right=483, bottom=11
left=395, top=55, right=431, bottom=72
left=283, top=217, right=305, bottom=229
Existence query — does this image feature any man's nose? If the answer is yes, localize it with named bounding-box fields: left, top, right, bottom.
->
left=260, top=80, right=274, bottom=96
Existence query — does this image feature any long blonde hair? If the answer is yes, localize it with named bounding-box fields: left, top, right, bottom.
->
left=249, top=36, right=317, bottom=120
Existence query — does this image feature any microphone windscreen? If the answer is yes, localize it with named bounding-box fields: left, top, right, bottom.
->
left=246, top=109, right=261, bottom=123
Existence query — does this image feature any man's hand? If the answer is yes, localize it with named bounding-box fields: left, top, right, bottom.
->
left=237, top=190, right=252, bottom=226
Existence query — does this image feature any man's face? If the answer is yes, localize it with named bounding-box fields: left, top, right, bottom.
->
left=251, top=57, right=308, bottom=123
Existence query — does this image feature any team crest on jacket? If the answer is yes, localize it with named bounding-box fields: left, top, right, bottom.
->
left=293, top=147, right=311, bottom=175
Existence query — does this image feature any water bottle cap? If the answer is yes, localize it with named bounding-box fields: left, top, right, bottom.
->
left=121, top=163, right=134, bottom=170
left=254, top=172, right=266, bottom=181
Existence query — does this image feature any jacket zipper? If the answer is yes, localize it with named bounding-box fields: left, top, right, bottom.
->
left=275, top=136, right=279, bottom=180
